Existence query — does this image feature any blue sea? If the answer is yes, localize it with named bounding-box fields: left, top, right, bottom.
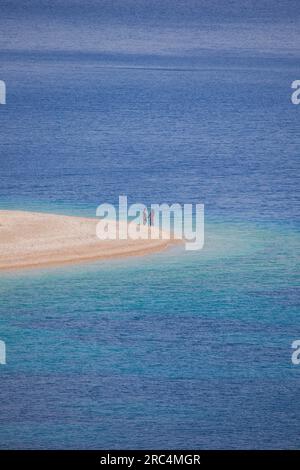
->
left=0, top=0, right=299, bottom=449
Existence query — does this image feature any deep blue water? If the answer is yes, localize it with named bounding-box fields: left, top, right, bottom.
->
left=0, top=0, right=300, bottom=449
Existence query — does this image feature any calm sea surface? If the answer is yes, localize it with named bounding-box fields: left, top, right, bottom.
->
left=0, top=0, right=299, bottom=449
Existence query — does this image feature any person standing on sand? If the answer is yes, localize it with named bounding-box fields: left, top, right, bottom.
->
left=143, top=208, right=148, bottom=225
left=149, top=209, right=154, bottom=226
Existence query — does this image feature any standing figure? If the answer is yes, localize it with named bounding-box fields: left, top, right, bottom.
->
left=143, top=208, right=148, bottom=225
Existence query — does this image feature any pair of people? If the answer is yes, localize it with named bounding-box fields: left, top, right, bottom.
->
left=143, top=208, right=154, bottom=226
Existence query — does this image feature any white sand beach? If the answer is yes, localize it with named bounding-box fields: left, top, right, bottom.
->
left=0, top=210, right=179, bottom=270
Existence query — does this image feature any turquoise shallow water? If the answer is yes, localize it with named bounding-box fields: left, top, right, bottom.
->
left=0, top=217, right=299, bottom=448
